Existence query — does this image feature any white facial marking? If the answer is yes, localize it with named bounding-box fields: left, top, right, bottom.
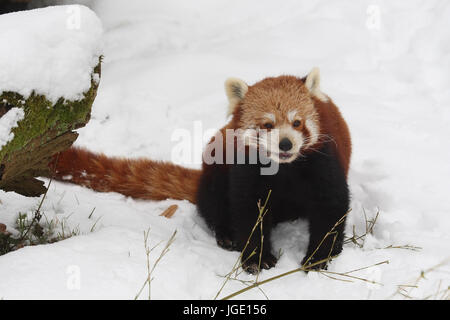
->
left=287, top=110, right=298, bottom=122
left=260, top=125, right=304, bottom=163
left=305, top=119, right=319, bottom=146
left=263, top=113, right=276, bottom=123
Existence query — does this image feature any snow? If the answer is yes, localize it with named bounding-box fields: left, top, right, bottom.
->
left=0, top=0, right=449, bottom=299
left=0, top=5, right=102, bottom=103
left=0, top=107, right=24, bottom=149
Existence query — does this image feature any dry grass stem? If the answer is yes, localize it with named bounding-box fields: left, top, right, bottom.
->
left=214, top=190, right=272, bottom=300
left=135, top=229, right=177, bottom=300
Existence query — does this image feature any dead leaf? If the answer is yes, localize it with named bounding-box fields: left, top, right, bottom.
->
left=159, top=204, right=178, bottom=219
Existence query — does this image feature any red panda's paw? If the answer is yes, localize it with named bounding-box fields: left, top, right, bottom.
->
left=217, top=236, right=237, bottom=251
left=216, top=231, right=239, bottom=251
left=242, top=252, right=278, bottom=275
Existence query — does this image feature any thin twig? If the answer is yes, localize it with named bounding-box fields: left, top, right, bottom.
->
left=135, top=229, right=177, bottom=300
left=214, top=190, right=272, bottom=300
left=302, top=210, right=350, bottom=268
left=221, top=258, right=388, bottom=300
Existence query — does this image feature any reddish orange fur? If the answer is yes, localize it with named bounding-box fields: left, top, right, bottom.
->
left=50, top=147, right=201, bottom=203
left=230, top=76, right=351, bottom=176
left=311, top=96, right=351, bottom=176
left=50, top=74, right=351, bottom=204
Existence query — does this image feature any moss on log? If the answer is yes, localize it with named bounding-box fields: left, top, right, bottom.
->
left=0, top=60, right=101, bottom=197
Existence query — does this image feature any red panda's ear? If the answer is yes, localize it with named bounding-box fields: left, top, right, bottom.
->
left=225, top=78, right=248, bottom=116
left=305, top=67, right=328, bottom=102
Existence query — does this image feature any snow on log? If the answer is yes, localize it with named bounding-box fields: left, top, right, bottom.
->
left=0, top=5, right=103, bottom=197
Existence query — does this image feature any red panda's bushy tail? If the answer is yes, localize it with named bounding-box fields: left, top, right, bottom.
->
left=50, top=147, right=201, bottom=204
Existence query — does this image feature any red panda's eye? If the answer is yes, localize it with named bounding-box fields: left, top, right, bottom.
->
left=263, top=123, right=273, bottom=129
left=293, top=120, right=301, bottom=128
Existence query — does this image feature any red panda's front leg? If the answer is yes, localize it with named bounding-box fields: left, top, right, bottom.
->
left=301, top=159, right=349, bottom=270
left=228, top=164, right=278, bottom=274
left=197, top=164, right=236, bottom=251
left=301, top=211, right=347, bottom=270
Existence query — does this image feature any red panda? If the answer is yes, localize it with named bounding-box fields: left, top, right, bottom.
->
left=51, top=68, right=351, bottom=274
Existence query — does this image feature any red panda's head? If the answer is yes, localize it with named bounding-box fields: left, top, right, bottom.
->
left=225, top=68, right=328, bottom=163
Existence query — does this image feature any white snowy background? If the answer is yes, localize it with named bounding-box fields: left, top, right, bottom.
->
left=0, top=0, right=449, bottom=299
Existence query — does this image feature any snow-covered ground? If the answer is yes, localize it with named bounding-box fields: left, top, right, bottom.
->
left=1, top=0, right=449, bottom=299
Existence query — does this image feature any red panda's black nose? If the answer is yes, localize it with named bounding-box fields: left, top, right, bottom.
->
left=279, top=138, right=293, bottom=151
